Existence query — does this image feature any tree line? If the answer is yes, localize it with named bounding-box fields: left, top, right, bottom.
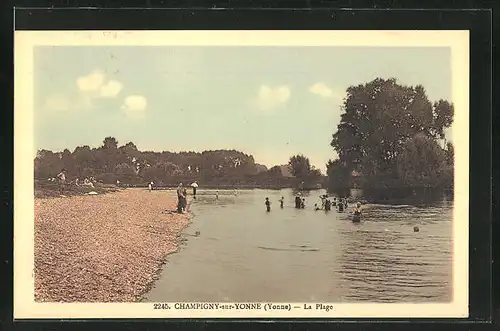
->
left=327, top=78, right=454, bottom=191
left=34, top=137, right=323, bottom=188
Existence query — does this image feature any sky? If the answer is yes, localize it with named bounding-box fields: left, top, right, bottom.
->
left=34, top=46, right=452, bottom=173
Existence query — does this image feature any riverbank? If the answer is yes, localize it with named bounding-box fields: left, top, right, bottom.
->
left=34, top=188, right=190, bottom=302
left=34, top=180, right=120, bottom=198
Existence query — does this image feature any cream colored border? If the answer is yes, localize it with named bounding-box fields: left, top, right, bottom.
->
left=14, top=30, right=469, bottom=319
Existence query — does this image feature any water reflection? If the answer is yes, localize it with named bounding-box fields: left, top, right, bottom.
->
left=146, top=188, right=452, bottom=303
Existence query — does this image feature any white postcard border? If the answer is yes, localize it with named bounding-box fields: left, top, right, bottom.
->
left=14, top=30, right=469, bottom=319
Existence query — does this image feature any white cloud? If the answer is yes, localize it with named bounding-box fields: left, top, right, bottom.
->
left=310, top=82, right=347, bottom=100
left=309, top=82, right=333, bottom=98
left=99, top=80, right=123, bottom=97
left=121, top=95, right=147, bottom=118
left=76, top=70, right=106, bottom=92
left=255, top=85, right=290, bottom=111
left=76, top=70, right=124, bottom=99
left=44, top=94, right=70, bottom=111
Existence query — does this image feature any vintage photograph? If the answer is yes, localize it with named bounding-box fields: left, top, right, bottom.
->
left=14, top=31, right=469, bottom=318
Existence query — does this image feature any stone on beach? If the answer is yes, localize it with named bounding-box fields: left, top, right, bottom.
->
left=34, top=189, right=190, bottom=302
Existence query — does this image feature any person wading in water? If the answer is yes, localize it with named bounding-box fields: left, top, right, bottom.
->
left=265, top=197, right=271, bottom=212
left=295, top=195, right=301, bottom=209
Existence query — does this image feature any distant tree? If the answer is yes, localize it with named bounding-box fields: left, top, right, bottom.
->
left=396, top=133, right=448, bottom=188
left=115, top=163, right=136, bottom=176
left=73, top=145, right=94, bottom=177
left=326, top=159, right=350, bottom=190
left=288, top=154, right=311, bottom=179
left=102, top=137, right=118, bottom=149
left=445, top=142, right=454, bottom=166
left=34, top=149, right=63, bottom=179
left=267, top=165, right=284, bottom=177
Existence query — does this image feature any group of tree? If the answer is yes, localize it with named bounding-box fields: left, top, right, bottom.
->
left=288, top=154, right=323, bottom=188
left=327, top=78, right=454, bottom=191
left=34, top=137, right=324, bottom=188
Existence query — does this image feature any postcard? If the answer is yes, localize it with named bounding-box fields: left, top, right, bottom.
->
left=14, top=30, right=469, bottom=319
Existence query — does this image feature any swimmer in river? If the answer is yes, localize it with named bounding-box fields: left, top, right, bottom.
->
left=353, top=202, right=362, bottom=216
left=338, top=201, right=344, bottom=212
left=279, top=196, right=284, bottom=208
left=265, top=197, right=271, bottom=212
left=320, top=195, right=326, bottom=209
left=324, top=199, right=331, bottom=211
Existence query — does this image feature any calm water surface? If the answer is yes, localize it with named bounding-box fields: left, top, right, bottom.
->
left=146, top=188, right=452, bottom=303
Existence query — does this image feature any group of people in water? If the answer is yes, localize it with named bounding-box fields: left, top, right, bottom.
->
left=265, top=193, right=363, bottom=217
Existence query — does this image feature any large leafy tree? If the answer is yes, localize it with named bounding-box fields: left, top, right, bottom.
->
left=330, top=78, right=454, bottom=188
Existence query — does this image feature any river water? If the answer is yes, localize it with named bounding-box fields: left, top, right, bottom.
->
left=145, top=188, right=452, bottom=303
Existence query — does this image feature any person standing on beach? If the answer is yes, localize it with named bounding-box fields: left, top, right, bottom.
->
left=265, top=197, right=271, bottom=212
left=191, top=182, right=198, bottom=199
left=182, top=186, right=188, bottom=211
left=57, top=169, right=66, bottom=195
left=176, top=183, right=184, bottom=213
left=148, top=182, right=152, bottom=192
left=279, top=196, right=284, bottom=208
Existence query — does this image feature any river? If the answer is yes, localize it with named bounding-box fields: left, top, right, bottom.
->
left=145, top=188, right=452, bottom=303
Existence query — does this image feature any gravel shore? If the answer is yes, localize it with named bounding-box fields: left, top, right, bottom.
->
left=34, top=188, right=190, bottom=302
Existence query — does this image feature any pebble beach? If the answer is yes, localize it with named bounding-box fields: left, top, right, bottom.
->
left=34, top=188, right=190, bottom=302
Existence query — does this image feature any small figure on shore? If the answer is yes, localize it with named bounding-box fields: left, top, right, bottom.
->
left=332, top=197, right=337, bottom=207
left=279, top=196, right=284, bottom=208
left=301, top=198, right=306, bottom=209
left=324, top=199, right=331, bottom=211
left=215, top=191, right=219, bottom=200
left=116, top=179, right=120, bottom=187
left=314, top=203, right=320, bottom=211
left=182, top=186, right=188, bottom=211
left=191, top=182, right=198, bottom=199
left=265, top=197, right=271, bottom=212
left=57, top=168, right=66, bottom=194
left=176, top=183, right=185, bottom=213
left=148, top=182, right=152, bottom=192
left=414, top=226, right=419, bottom=232
left=75, top=178, right=79, bottom=186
